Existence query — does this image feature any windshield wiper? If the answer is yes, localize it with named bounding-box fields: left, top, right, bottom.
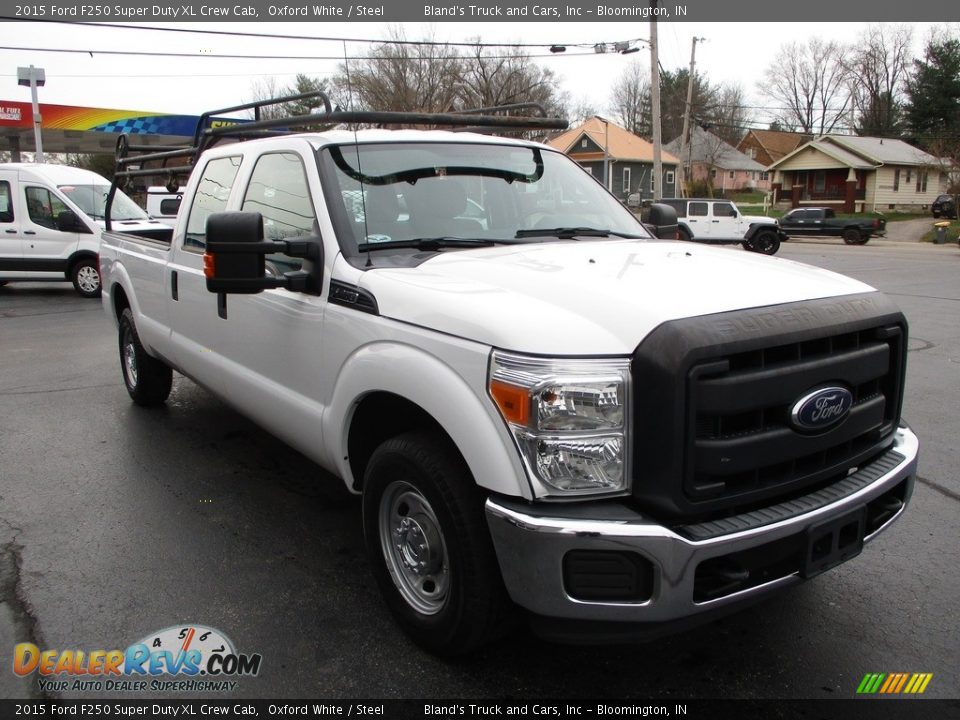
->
left=357, top=237, right=512, bottom=252
left=514, top=227, right=646, bottom=240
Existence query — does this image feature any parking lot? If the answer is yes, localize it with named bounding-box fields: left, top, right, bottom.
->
left=1, top=239, right=958, bottom=701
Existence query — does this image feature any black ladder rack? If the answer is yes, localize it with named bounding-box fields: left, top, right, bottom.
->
left=105, top=90, right=568, bottom=231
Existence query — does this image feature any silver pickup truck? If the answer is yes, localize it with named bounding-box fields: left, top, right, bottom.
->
left=99, top=95, right=918, bottom=655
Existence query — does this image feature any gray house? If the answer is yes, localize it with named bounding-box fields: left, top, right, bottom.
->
left=548, top=117, right=680, bottom=201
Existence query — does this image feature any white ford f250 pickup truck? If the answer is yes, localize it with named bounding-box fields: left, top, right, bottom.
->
left=99, top=96, right=918, bottom=655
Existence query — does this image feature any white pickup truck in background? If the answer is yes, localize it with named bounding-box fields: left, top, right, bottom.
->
left=98, top=96, right=919, bottom=655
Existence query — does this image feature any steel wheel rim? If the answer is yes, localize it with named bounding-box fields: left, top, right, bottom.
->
left=123, top=332, right=138, bottom=388
left=378, top=480, right=450, bottom=615
left=77, top=265, right=100, bottom=293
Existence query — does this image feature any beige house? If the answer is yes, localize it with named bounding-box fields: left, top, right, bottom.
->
left=767, top=135, right=948, bottom=213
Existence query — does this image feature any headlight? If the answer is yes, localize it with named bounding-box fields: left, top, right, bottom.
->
left=489, top=352, right=630, bottom=498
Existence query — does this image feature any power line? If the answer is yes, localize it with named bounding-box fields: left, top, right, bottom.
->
left=0, top=17, right=647, bottom=52
left=0, top=44, right=598, bottom=61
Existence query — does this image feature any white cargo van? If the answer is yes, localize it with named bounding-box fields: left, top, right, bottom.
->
left=0, top=164, right=171, bottom=297
left=145, top=186, right=183, bottom=228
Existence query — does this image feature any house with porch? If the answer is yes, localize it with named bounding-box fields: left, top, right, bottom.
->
left=767, top=134, right=948, bottom=213
left=547, top=117, right=679, bottom=201
left=665, top=125, right=770, bottom=193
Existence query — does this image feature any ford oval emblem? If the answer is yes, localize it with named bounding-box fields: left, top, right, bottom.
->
left=791, top=386, right=854, bottom=432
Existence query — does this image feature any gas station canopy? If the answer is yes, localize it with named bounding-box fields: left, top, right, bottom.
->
left=1, top=99, right=243, bottom=157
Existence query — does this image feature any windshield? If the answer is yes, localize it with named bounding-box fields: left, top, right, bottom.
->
left=320, top=142, right=650, bottom=258
left=58, top=184, right=149, bottom=222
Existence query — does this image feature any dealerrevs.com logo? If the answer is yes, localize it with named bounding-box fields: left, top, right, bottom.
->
left=13, top=624, right=262, bottom=693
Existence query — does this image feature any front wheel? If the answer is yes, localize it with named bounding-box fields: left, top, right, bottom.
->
left=71, top=257, right=102, bottom=298
left=362, top=431, right=511, bottom=656
left=119, top=308, right=172, bottom=406
left=843, top=228, right=868, bottom=245
left=744, top=229, right=780, bottom=255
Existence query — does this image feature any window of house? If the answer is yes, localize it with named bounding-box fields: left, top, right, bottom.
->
left=242, top=152, right=317, bottom=273
left=665, top=170, right=675, bottom=185
left=761, top=172, right=769, bottom=181
left=0, top=181, right=13, bottom=223
left=814, top=171, right=826, bottom=191
left=916, top=171, right=928, bottom=193
left=689, top=202, right=708, bottom=217
left=24, top=186, right=68, bottom=230
left=710, top=169, right=717, bottom=179
left=185, top=155, right=242, bottom=250
left=729, top=171, right=735, bottom=179
left=581, top=139, right=588, bottom=149
left=622, top=167, right=631, bottom=193
left=893, top=169, right=900, bottom=192
left=905, top=169, right=912, bottom=184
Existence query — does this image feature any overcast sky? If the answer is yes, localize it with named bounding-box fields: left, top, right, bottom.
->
left=0, top=21, right=950, bottom=128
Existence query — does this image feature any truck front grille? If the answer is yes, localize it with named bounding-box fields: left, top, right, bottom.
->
left=630, top=293, right=907, bottom=520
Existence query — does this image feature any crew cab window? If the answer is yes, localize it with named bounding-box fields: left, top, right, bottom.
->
left=0, top=181, right=13, bottom=223
left=241, top=152, right=317, bottom=274
left=184, top=156, right=241, bottom=250
left=689, top=202, right=708, bottom=217
left=25, top=187, right=68, bottom=230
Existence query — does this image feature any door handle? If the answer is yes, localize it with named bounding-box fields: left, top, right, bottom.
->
left=4, top=229, right=17, bottom=234
left=171, top=270, right=178, bottom=301
left=712, top=220, right=720, bottom=223
left=24, top=230, right=36, bottom=235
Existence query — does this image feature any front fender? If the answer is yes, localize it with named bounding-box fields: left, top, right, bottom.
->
left=323, top=341, right=532, bottom=500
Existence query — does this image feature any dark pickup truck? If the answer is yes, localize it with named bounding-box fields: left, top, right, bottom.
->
left=778, top=207, right=886, bottom=245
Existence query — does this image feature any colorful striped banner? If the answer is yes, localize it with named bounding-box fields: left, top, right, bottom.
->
left=857, top=672, right=933, bottom=694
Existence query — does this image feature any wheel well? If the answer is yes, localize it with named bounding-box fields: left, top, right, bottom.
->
left=347, top=392, right=447, bottom=492
left=112, top=283, right=130, bottom=320
left=66, top=251, right=98, bottom=276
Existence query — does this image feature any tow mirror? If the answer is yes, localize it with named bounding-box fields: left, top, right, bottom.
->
left=205, top=212, right=267, bottom=294
left=204, top=212, right=321, bottom=295
left=646, top=203, right=679, bottom=240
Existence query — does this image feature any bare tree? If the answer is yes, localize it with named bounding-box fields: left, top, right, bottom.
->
left=332, top=28, right=464, bottom=114
left=760, top=38, right=851, bottom=135
left=610, top=60, right=651, bottom=136
left=459, top=44, right=568, bottom=117
left=568, top=96, right=601, bottom=125
left=705, top=83, right=753, bottom=146
left=846, top=24, right=912, bottom=136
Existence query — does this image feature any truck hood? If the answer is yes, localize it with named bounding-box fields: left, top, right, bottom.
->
left=357, top=240, right=875, bottom=355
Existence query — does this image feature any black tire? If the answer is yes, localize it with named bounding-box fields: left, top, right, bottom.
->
left=677, top=226, right=692, bottom=242
left=118, top=308, right=172, bottom=406
left=362, top=431, right=511, bottom=656
left=71, top=257, right=102, bottom=298
left=842, top=228, right=868, bottom=245
left=745, top=229, right=780, bottom=255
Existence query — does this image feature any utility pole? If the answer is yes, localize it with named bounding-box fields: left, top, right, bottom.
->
left=679, top=37, right=705, bottom=198
left=649, top=1, right=662, bottom=200
left=17, top=65, right=46, bottom=163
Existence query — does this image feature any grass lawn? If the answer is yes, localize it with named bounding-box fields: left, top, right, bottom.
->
left=922, top=219, right=960, bottom=243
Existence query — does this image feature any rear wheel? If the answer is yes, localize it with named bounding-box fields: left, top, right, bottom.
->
left=119, top=308, right=172, bottom=406
left=362, top=431, right=511, bottom=656
left=842, top=228, right=868, bottom=245
left=71, top=257, right=102, bottom=298
left=677, top=227, right=692, bottom=242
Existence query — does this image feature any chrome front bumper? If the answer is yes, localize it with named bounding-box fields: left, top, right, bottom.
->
left=485, top=426, right=918, bottom=624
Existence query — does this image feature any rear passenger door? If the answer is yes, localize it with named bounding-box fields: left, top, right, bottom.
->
left=685, top=201, right=710, bottom=238
left=167, top=154, right=243, bottom=390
